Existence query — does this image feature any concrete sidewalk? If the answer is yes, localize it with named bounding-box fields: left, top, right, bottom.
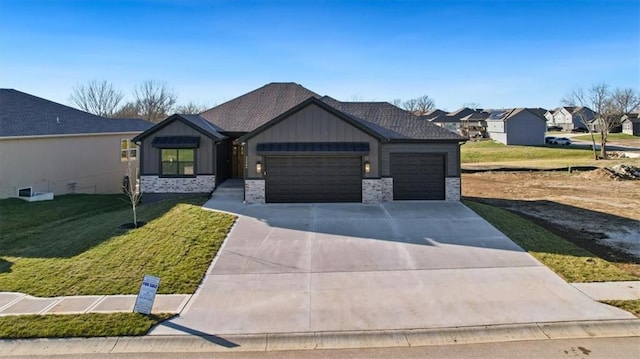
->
left=2, top=281, right=638, bottom=317
left=0, top=292, right=191, bottom=316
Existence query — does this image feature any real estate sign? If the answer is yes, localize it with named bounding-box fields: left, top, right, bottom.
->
left=133, top=274, right=160, bottom=315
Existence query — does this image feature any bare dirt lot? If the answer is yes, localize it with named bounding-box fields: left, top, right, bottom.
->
left=462, top=169, right=640, bottom=276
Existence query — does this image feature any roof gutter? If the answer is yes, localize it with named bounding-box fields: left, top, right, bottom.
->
left=0, top=131, right=146, bottom=140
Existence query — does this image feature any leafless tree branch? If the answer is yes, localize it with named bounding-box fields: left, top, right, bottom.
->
left=70, top=80, right=124, bottom=117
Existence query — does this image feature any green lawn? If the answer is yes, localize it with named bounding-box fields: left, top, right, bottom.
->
left=464, top=200, right=637, bottom=283
left=461, top=140, right=593, bottom=164
left=573, top=133, right=637, bottom=141
left=0, top=313, right=173, bottom=339
left=0, top=194, right=236, bottom=296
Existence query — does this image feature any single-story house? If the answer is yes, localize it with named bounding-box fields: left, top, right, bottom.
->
left=0, top=89, right=153, bottom=199
left=485, top=108, right=547, bottom=145
left=621, top=113, right=640, bottom=136
left=133, top=82, right=466, bottom=204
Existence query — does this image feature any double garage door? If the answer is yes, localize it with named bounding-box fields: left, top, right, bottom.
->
left=265, top=156, right=362, bottom=203
left=391, top=153, right=446, bottom=200
left=263, top=154, right=446, bottom=203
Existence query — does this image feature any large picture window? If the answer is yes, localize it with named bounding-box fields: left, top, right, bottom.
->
left=161, top=149, right=195, bottom=176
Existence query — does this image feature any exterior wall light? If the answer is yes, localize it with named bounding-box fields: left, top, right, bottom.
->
left=256, top=161, right=262, bottom=174
left=364, top=160, right=371, bottom=174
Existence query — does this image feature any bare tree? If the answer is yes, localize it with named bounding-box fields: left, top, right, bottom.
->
left=70, top=80, right=124, bottom=117
left=612, top=88, right=640, bottom=115
left=175, top=101, right=208, bottom=115
left=564, top=84, right=639, bottom=159
left=133, top=80, right=177, bottom=123
left=122, top=160, right=142, bottom=228
left=390, top=98, right=402, bottom=107
left=113, top=101, right=142, bottom=119
left=414, top=95, right=435, bottom=115
left=402, top=98, right=418, bottom=113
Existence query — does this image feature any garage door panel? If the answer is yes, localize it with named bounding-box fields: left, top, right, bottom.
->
left=391, top=154, right=445, bottom=200
left=266, top=156, right=362, bottom=203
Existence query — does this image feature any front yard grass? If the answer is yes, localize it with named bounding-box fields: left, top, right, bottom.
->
left=464, top=200, right=638, bottom=282
left=0, top=194, right=236, bottom=296
left=461, top=140, right=593, bottom=164
left=0, top=313, right=173, bottom=339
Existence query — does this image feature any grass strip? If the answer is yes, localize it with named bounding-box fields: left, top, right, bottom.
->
left=600, top=300, right=640, bottom=317
left=0, top=313, right=173, bottom=339
left=572, top=133, right=637, bottom=142
left=464, top=200, right=638, bottom=282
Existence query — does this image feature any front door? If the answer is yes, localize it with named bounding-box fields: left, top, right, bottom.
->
left=232, top=144, right=245, bottom=178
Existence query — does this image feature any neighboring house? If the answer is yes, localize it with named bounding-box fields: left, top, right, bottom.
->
left=549, top=106, right=596, bottom=131
left=485, top=108, right=547, bottom=145
left=0, top=89, right=153, bottom=199
left=420, top=109, right=447, bottom=120
left=459, top=111, right=490, bottom=138
left=427, top=107, right=476, bottom=133
left=621, top=113, right=640, bottom=136
left=133, top=82, right=466, bottom=204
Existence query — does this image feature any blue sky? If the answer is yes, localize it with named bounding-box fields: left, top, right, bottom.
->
left=1, top=0, right=638, bottom=111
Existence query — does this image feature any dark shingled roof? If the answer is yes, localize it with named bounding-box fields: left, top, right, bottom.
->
left=200, top=82, right=320, bottom=132
left=0, top=89, right=153, bottom=137
left=420, top=109, right=447, bottom=120
left=321, top=97, right=465, bottom=141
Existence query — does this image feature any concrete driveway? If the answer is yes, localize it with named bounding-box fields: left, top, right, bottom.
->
left=151, top=182, right=633, bottom=336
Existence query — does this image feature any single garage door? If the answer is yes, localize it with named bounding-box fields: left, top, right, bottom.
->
left=265, top=156, right=362, bottom=203
left=391, top=153, right=445, bottom=200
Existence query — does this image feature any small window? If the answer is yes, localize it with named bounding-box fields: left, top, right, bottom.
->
left=161, top=149, right=195, bottom=176
left=121, top=139, right=137, bottom=161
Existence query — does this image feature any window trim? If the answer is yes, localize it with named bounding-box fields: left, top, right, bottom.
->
left=159, top=148, right=197, bottom=178
left=120, top=139, right=138, bottom=162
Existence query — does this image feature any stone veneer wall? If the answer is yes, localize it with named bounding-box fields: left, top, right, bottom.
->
left=381, top=177, right=393, bottom=202
left=362, top=179, right=382, bottom=204
left=140, top=175, right=216, bottom=193
left=445, top=177, right=461, bottom=201
left=245, top=179, right=265, bottom=204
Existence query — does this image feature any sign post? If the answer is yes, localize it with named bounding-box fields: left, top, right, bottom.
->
left=133, top=274, right=160, bottom=315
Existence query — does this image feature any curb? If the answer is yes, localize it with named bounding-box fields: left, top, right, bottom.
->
left=2, top=319, right=640, bottom=355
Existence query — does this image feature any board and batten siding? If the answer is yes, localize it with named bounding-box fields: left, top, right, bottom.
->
left=140, top=120, right=216, bottom=175
left=244, top=103, right=380, bottom=178
left=381, top=142, right=460, bottom=177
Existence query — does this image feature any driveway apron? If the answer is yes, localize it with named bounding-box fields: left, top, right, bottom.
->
left=150, top=183, right=633, bottom=335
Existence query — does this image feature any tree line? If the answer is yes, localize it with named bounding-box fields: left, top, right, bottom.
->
left=70, top=80, right=208, bottom=123
left=390, top=95, right=436, bottom=115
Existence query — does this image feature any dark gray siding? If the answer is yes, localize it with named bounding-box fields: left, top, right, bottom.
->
left=140, top=120, right=216, bottom=175
left=381, top=142, right=460, bottom=177
left=245, top=103, right=380, bottom=178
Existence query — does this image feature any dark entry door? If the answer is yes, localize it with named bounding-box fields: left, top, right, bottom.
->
left=265, top=156, right=362, bottom=203
left=391, top=153, right=445, bottom=200
left=232, top=144, right=244, bottom=178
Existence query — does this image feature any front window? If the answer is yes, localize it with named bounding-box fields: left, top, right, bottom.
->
left=161, top=149, right=195, bottom=176
left=121, top=139, right=138, bottom=161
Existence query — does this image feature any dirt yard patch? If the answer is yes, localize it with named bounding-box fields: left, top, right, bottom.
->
left=462, top=169, right=640, bottom=276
